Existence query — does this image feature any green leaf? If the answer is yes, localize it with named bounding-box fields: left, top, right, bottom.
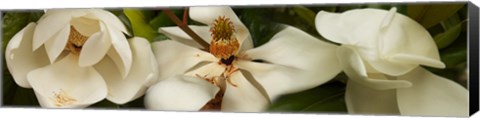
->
left=434, top=20, right=465, bottom=49
left=2, top=11, right=43, bottom=51
left=392, top=4, right=408, bottom=15
left=2, top=11, right=43, bottom=106
left=440, top=14, right=461, bottom=30
left=238, top=9, right=285, bottom=47
left=337, top=4, right=365, bottom=12
left=292, top=6, right=316, bottom=27
left=407, top=4, right=465, bottom=28
left=152, top=34, right=169, bottom=42
left=149, top=10, right=183, bottom=30
left=123, top=9, right=158, bottom=42
left=2, top=73, right=16, bottom=105
left=267, top=81, right=347, bottom=113
left=439, top=33, right=467, bottom=69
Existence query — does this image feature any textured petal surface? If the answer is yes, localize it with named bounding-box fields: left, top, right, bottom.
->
left=5, top=23, right=49, bottom=88
left=336, top=46, right=412, bottom=90
left=152, top=40, right=217, bottom=81
left=145, top=75, right=219, bottom=111
left=396, top=67, right=468, bottom=117
left=237, top=26, right=341, bottom=100
left=221, top=71, right=269, bottom=112
left=95, top=37, right=159, bottom=104
left=27, top=54, right=107, bottom=108
left=189, top=6, right=253, bottom=51
left=345, top=80, right=400, bottom=115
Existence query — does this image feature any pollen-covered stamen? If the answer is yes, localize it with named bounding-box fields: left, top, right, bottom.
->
left=66, top=26, right=89, bottom=55
left=51, top=89, right=77, bottom=107
left=209, top=16, right=240, bottom=60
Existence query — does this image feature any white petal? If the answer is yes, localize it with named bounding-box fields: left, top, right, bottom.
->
left=70, top=16, right=101, bottom=37
left=94, top=37, right=158, bottom=104
left=145, top=75, right=220, bottom=111
left=316, top=8, right=445, bottom=76
left=189, top=6, right=253, bottom=50
left=396, top=67, right=468, bottom=117
left=337, top=46, right=412, bottom=90
left=43, top=25, right=70, bottom=63
left=370, top=10, right=445, bottom=75
left=158, top=25, right=211, bottom=48
left=5, top=23, right=49, bottom=88
left=78, top=31, right=110, bottom=67
left=238, top=26, right=341, bottom=100
left=221, top=71, right=269, bottom=112
left=184, top=63, right=225, bottom=79
left=88, top=9, right=130, bottom=35
left=27, top=54, right=107, bottom=108
left=43, top=9, right=88, bottom=18
left=105, top=22, right=132, bottom=77
left=33, top=11, right=73, bottom=51
left=315, top=9, right=385, bottom=45
left=152, top=40, right=217, bottom=81
left=345, top=80, right=400, bottom=115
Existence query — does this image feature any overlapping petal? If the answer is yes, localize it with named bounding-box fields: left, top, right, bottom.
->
left=316, top=7, right=467, bottom=116
left=316, top=8, right=445, bottom=76
left=237, top=26, right=341, bottom=100
left=27, top=54, right=107, bottom=108
left=5, top=9, right=151, bottom=108
left=78, top=31, right=111, bottom=67
left=336, top=46, right=412, bottom=90
left=104, top=22, right=132, bottom=77
left=32, top=10, right=78, bottom=51
left=70, top=15, right=101, bottom=37
left=158, top=25, right=211, bottom=48
left=345, top=80, right=400, bottom=115
left=221, top=71, right=269, bottom=112
left=43, top=24, right=70, bottom=63
left=145, top=75, right=220, bottom=111
left=94, top=37, right=159, bottom=104
left=152, top=40, right=217, bottom=81
left=5, top=23, right=49, bottom=88
left=396, top=67, right=468, bottom=117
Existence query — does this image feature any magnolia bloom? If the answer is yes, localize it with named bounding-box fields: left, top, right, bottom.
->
left=5, top=9, right=158, bottom=108
left=315, top=8, right=468, bottom=116
left=145, top=6, right=341, bottom=112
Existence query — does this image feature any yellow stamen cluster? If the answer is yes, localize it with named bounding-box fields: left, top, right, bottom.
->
left=209, top=16, right=239, bottom=60
left=66, top=26, right=89, bottom=55
left=51, top=89, right=77, bottom=107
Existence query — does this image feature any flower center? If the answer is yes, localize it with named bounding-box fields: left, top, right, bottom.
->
left=209, top=16, right=240, bottom=61
left=66, top=26, right=89, bottom=55
left=198, top=16, right=244, bottom=110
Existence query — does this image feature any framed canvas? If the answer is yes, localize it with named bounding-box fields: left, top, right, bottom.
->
left=1, top=0, right=479, bottom=117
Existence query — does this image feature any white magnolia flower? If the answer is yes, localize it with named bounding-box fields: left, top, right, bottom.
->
left=315, top=8, right=468, bottom=116
left=5, top=9, right=158, bottom=108
left=145, top=6, right=342, bottom=112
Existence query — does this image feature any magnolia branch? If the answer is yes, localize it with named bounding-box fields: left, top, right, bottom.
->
left=161, top=8, right=210, bottom=50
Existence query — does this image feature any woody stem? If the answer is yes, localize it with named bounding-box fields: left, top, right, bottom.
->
left=161, top=9, right=210, bottom=50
